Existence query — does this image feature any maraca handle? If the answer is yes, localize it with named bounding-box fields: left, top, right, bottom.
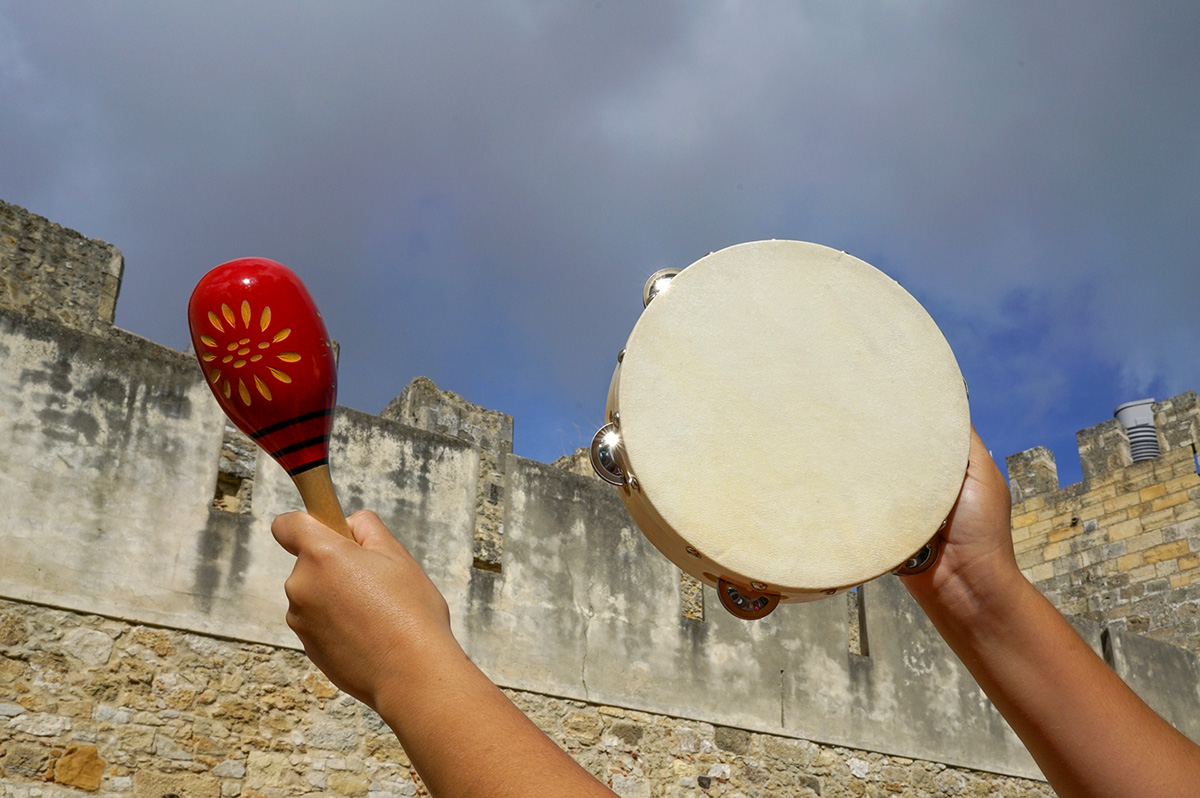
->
left=291, top=465, right=353, bottom=539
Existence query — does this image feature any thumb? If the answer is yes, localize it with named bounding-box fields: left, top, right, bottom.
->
left=347, top=510, right=402, bottom=552
left=272, top=511, right=351, bottom=556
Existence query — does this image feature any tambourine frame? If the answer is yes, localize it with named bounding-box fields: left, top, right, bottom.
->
left=591, top=242, right=969, bottom=619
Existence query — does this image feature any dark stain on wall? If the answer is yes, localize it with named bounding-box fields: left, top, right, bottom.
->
left=193, top=509, right=255, bottom=614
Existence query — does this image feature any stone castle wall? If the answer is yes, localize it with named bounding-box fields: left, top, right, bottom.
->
left=1007, top=394, right=1200, bottom=655
left=0, top=202, right=124, bottom=338
left=2, top=197, right=1200, bottom=797
left=1, top=600, right=1060, bottom=798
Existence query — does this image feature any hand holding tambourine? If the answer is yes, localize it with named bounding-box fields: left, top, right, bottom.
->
left=590, top=241, right=970, bottom=619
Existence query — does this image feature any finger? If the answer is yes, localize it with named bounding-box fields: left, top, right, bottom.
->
left=272, top=511, right=345, bottom=557
left=272, top=512, right=312, bottom=556
left=348, top=510, right=410, bottom=554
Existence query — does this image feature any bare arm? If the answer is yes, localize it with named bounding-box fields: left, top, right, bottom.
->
left=272, top=511, right=615, bottom=798
left=901, top=428, right=1200, bottom=797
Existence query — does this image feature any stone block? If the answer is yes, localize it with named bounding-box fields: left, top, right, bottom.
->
left=1127, top=530, right=1164, bottom=554
left=2, top=741, right=50, bottom=778
left=1165, top=473, right=1200, bottom=494
left=1140, top=484, right=1168, bottom=503
left=1016, top=548, right=1045, bottom=569
left=327, top=771, right=371, bottom=796
left=1014, top=533, right=1047, bottom=556
left=1029, top=563, right=1055, bottom=583
left=1087, top=483, right=1121, bottom=504
left=1047, top=526, right=1076, bottom=544
left=1175, top=503, right=1200, bottom=522
left=1162, top=519, right=1199, bottom=542
left=1117, top=553, right=1145, bottom=571
left=1053, top=552, right=1084, bottom=576
left=1143, top=540, right=1188, bottom=566
left=1006, top=447, right=1058, bottom=502
left=1104, top=492, right=1142, bottom=513
left=1153, top=392, right=1200, bottom=453
left=54, top=744, right=104, bottom=791
left=60, top=628, right=115, bottom=667
left=1011, top=509, right=1039, bottom=529
left=1140, top=508, right=1178, bottom=529
left=1171, top=573, right=1196, bottom=589
left=134, top=770, right=219, bottom=798
left=1077, top=420, right=1132, bottom=482
left=1152, top=492, right=1191, bottom=513
left=8, top=712, right=71, bottom=737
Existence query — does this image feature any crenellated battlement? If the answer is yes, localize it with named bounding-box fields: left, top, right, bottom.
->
left=1007, top=397, right=1200, bottom=655
left=0, top=199, right=124, bottom=337
left=1007, top=392, right=1200, bottom=500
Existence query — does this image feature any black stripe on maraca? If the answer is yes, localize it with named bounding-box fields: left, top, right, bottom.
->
left=270, top=436, right=330, bottom=460
left=286, top=458, right=329, bottom=477
left=250, top=408, right=332, bottom=441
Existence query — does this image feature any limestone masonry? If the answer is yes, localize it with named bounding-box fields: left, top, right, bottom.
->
left=2, top=198, right=1198, bottom=797
left=1007, top=394, right=1200, bottom=655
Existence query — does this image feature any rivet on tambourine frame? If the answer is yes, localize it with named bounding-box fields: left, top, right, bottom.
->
left=685, top=546, right=701, bottom=558
left=643, top=268, right=682, bottom=307
left=589, top=423, right=626, bottom=486
left=617, top=348, right=625, bottom=363
left=893, top=535, right=942, bottom=576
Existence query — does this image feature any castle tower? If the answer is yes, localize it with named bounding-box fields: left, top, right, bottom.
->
left=1007, top=393, right=1200, bottom=654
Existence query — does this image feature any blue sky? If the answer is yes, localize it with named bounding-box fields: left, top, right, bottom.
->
left=2, top=1, right=1198, bottom=491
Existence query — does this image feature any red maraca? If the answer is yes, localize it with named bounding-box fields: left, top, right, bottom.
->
left=188, top=258, right=351, bottom=538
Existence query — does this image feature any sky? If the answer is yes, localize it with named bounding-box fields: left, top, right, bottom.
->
left=2, top=1, right=1198, bottom=489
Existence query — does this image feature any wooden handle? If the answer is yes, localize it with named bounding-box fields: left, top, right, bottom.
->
left=291, top=465, right=353, bottom=539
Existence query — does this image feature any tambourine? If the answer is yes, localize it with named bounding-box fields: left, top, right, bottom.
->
left=590, top=241, right=970, bottom=619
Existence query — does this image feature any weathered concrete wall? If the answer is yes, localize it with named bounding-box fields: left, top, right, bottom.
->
left=1106, top=625, right=1200, bottom=743
left=1007, top=397, right=1200, bottom=655
left=0, top=305, right=479, bottom=647
left=381, top=377, right=512, bottom=571
left=0, top=307, right=228, bottom=633
left=464, top=461, right=1043, bottom=776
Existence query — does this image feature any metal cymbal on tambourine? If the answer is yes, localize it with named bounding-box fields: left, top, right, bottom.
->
left=591, top=241, right=969, bottom=620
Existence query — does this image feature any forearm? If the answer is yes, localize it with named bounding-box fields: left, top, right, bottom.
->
left=272, top=512, right=615, bottom=798
left=373, top=640, right=614, bottom=798
left=912, top=568, right=1200, bottom=798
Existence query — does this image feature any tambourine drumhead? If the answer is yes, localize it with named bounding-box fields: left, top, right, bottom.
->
left=610, top=240, right=970, bottom=600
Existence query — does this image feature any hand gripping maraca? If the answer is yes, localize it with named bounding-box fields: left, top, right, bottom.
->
left=188, top=258, right=352, bottom=538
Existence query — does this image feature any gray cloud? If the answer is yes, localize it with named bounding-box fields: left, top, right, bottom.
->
left=2, top=0, right=1197, bottom=470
